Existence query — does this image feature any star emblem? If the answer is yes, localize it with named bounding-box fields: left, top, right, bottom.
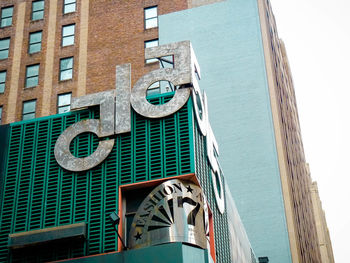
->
left=186, top=185, right=194, bottom=193
left=134, top=231, right=142, bottom=240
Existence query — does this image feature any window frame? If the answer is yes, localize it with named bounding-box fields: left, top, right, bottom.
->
left=22, top=100, right=36, bottom=121
left=144, top=39, right=159, bottom=64
left=0, top=38, right=10, bottom=60
left=25, top=64, right=40, bottom=88
left=59, top=57, right=74, bottom=81
left=1, top=6, right=14, bottom=28
left=31, top=0, right=45, bottom=21
left=0, top=71, right=6, bottom=93
left=28, top=31, right=42, bottom=54
left=61, top=24, right=75, bottom=47
left=57, top=92, right=72, bottom=114
left=144, top=6, right=158, bottom=29
left=63, top=0, right=76, bottom=14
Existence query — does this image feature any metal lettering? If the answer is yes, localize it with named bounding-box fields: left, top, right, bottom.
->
left=172, top=183, right=182, bottom=193
left=130, top=41, right=194, bottom=118
left=54, top=119, right=114, bottom=172
left=71, top=90, right=115, bottom=137
left=115, top=64, right=131, bottom=134
left=55, top=42, right=198, bottom=172
left=158, top=189, right=167, bottom=198
left=148, top=198, right=158, bottom=206
left=143, top=204, right=155, bottom=212
left=54, top=40, right=226, bottom=215
left=129, top=179, right=207, bottom=249
left=192, top=89, right=208, bottom=136
left=192, top=78, right=224, bottom=214
left=163, top=186, right=174, bottom=195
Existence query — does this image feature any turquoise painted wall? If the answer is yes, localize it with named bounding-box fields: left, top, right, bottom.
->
left=159, top=0, right=292, bottom=262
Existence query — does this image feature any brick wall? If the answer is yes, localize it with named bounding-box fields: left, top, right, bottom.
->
left=86, top=0, right=188, bottom=95
left=0, top=0, right=189, bottom=123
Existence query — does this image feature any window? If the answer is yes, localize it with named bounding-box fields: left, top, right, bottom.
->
left=147, top=80, right=174, bottom=97
left=147, top=81, right=160, bottom=96
left=0, top=71, right=6, bottom=93
left=0, top=106, right=2, bottom=124
left=57, top=93, right=71, bottom=113
left=1, top=6, right=13, bottom=27
left=62, top=24, right=75, bottom=46
left=144, top=6, right=157, bottom=29
left=159, top=55, right=174, bottom=69
left=26, top=64, right=40, bottom=88
left=63, top=0, right=76, bottom=14
left=60, top=57, right=73, bottom=81
left=0, top=38, right=10, bottom=60
left=32, top=0, right=44, bottom=21
left=22, top=100, right=36, bottom=120
left=29, top=31, right=42, bottom=54
left=145, top=39, right=158, bottom=64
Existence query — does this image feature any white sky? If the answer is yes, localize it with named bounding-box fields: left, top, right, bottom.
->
left=268, top=0, right=350, bottom=262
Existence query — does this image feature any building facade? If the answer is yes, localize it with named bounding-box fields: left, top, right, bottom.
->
left=310, top=181, right=335, bottom=263
left=0, top=0, right=333, bottom=262
left=0, top=85, right=257, bottom=263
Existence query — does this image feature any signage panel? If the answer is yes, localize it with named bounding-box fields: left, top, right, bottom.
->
left=54, top=40, right=225, bottom=215
left=128, top=179, right=209, bottom=249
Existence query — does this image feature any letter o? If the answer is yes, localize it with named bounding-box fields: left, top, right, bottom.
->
left=163, top=186, right=174, bottom=195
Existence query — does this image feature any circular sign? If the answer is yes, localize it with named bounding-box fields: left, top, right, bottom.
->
left=128, top=179, right=208, bottom=249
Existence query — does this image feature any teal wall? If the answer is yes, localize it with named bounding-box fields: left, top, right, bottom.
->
left=159, top=0, right=292, bottom=262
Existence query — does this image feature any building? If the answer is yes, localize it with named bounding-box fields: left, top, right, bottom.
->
left=310, top=181, right=335, bottom=263
left=0, top=0, right=333, bottom=262
left=0, top=80, right=258, bottom=263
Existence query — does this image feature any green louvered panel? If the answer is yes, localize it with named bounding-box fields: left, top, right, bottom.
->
left=29, top=120, right=49, bottom=230
left=148, top=97, right=163, bottom=180
left=163, top=95, right=178, bottom=177
left=0, top=93, right=195, bottom=262
left=119, top=132, right=132, bottom=185
left=103, top=139, right=118, bottom=253
left=193, top=122, right=231, bottom=263
left=45, top=117, right=67, bottom=229
left=176, top=100, right=192, bottom=174
left=15, top=122, right=36, bottom=233
left=149, top=117, right=163, bottom=179
left=0, top=125, right=21, bottom=262
left=120, top=93, right=195, bottom=184
left=133, top=113, right=148, bottom=182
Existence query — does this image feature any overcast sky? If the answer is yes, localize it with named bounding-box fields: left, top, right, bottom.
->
left=268, top=0, right=350, bottom=262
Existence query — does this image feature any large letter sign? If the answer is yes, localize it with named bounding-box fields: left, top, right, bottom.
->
left=54, top=41, right=194, bottom=172
left=54, top=91, right=116, bottom=172
left=54, top=41, right=225, bottom=213
left=192, top=90, right=225, bottom=214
